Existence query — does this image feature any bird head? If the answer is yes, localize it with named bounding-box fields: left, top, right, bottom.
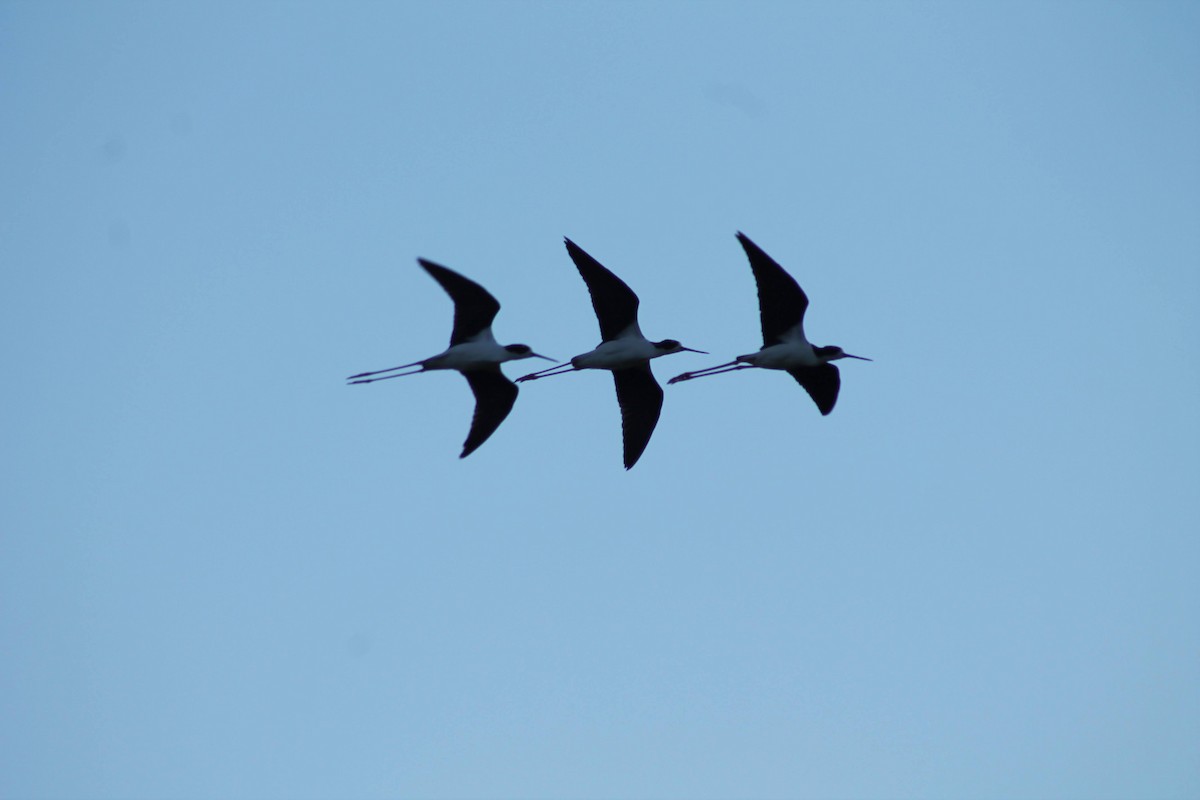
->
left=654, top=339, right=708, bottom=355
left=817, top=345, right=872, bottom=363
left=504, top=344, right=556, bottom=362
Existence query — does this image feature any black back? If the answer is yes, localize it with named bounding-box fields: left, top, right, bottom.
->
left=787, top=363, right=840, bottom=416
left=418, top=259, right=502, bottom=346
left=736, top=232, right=810, bottom=347
left=460, top=369, right=519, bottom=458
left=564, top=238, right=641, bottom=341
left=612, top=366, right=664, bottom=470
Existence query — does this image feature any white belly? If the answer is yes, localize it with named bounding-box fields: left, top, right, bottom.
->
left=424, top=340, right=507, bottom=371
left=743, top=342, right=819, bottom=370
left=572, top=338, right=657, bottom=370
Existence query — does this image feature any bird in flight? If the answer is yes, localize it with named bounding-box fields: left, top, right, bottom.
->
left=518, top=238, right=705, bottom=469
left=669, top=232, right=869, bottom=415
left=348, top=259, right=553, bottom=458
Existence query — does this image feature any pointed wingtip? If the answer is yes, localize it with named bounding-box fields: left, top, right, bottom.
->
left=417, top=257, right=448, bottom=279
left=735, top=232, right=764, bottom=258
left=736, top=231, right=760, bottom=251
left=417, top=256, right=460, bottom=277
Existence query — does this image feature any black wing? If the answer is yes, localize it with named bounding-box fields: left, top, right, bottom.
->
left=787, top=363, right=840, bottom=416
left=418, top=259, right=502, bottom=346
left=460, top=368, right=519, bottom=458
left=564, top=238, right=641, bottom=342
left=612, top=366, right=664, bottom=470
left=736, top=232, right=809, bottom=347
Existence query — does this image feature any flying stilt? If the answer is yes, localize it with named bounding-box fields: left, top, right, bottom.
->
left=668, top=232, right=869, bottom=415
left=517, top=238, right=706, bottom=469
left=348, top=259, right=553, bottom=458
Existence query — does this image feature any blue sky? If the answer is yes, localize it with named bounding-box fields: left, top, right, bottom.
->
left=2, top=2, right=1198, bottom=798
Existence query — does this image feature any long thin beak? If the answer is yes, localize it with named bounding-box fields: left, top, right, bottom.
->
left=844, top=353, right=872, bottom=361
left=531, top=353, right=557, bottom=362
left=682, top=347, right=709, bottom=354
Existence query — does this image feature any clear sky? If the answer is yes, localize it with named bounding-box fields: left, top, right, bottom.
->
left=2, top=2, right=1198, bottom=798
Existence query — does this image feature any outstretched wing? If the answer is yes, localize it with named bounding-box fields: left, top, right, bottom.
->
left=460, top=368, right=519, bottom=458
left=736, top=232, right=809, bottom=347
left=419, top=259, right=502, bottom=346
left=787, top=363, right=840, bottom=416
left=564, top=238, right=642, bottom=342
left=612, top=366, right=664, bottom=470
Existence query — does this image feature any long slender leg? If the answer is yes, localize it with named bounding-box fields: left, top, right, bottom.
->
left=675, top=359, right=740, bottom=378
left=348, top=367, right=425, bottom=384
left=667, top=363, right=756, bottom=384
left=516, top=364, right=578, bottom=383
left=347, top=359, right=425, bottom=380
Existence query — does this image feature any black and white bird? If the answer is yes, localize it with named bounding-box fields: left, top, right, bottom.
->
left=517, top=238, right=705, bottom=469
left=348, top=259, right=553, bottom=458
left=669, top=232, right=869, bottom=414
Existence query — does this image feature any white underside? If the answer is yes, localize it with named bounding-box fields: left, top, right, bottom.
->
left=572, top=336, right=662, bottom=370
left=423, top=331, right=514, bottom=371
left=740, top=331, right=819, bottom=370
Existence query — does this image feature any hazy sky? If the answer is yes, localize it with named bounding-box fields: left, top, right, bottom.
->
left=2, top=2, right=1198, bottom=798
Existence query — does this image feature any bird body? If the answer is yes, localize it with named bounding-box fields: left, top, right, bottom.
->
left=348, top=259, right=552, bottom=458
left=669, top=233, right=868, bottom=416
left=568, top=331, right=687, bottom=370
left=416, top=334, right=538, bottom=373
left=737, top=339, right=823, bottom=370
left=517, top=238, right=705, bottom=469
